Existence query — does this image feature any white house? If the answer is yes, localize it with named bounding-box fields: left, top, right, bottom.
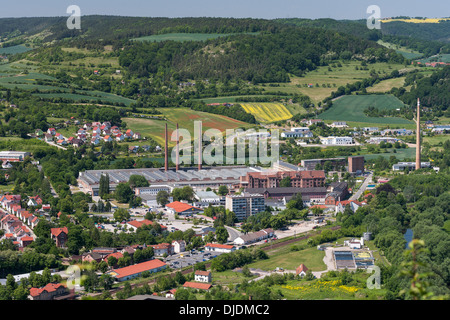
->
left=320, top=136, right=353, bottom=145
left=204, top=243, right=235, bottom=253
left=194, top=270, right=212, bottom=283
left=172, top=240, right=186, bottom=253
left=344, top=237, right=364, bottom=249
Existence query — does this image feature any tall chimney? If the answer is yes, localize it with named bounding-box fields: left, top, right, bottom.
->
left=415, top=98, right=421, bottom=170
left=198, top=121, right=202, bottom=171
left=176, top=123, right=179, bottom=171
left=165, top=123, right=168, bottom=171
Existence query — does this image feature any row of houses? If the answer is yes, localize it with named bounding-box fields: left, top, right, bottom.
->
left=36, top=121, right=143, bottom=147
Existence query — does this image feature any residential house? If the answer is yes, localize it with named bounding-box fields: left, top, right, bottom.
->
left=82, top=252, right=103, bottom=263
left=151, top=243, right=173, bottom=256
left=116, top=133, right=125, bottom=142
left=50, top=227, right=68, bottom=248
left=335, top=200, right=364, bottom=214
left=296, top=264, right=309, bottom=277
left=29, top=283, right=69, bottom=300
left=182, top=282, right=211, bottom=291
left=204, top=243, right=235, bottom=253
left=125, top=129, right=134, bottom=139
left=171, top=240, right=186, bottom=253
left=133, top=132, right=142, bottom=140
left=194, top=270, right=212, bottom=283
left=47, top=128, right=56, bottom=135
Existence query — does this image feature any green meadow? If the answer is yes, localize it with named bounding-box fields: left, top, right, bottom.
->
left=318, top=94, right=414, bottom=127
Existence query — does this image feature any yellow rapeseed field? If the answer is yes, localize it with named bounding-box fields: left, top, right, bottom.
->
left=380, top=18, right=450, bottom=24
left=240, top=102, right=293, bottom=123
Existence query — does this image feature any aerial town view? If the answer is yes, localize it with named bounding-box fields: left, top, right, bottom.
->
left=0, top=0, right=449, bottom=313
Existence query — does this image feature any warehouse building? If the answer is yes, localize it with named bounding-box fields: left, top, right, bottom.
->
left=78, top=166, right=259, bottom=196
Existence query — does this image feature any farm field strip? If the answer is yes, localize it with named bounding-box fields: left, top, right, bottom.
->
left=241, top=102, right=293, bottom=123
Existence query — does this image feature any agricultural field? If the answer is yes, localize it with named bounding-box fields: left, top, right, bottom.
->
left=366, top=76, right=407, bottom=93
left=416, top=54, right=450, bottom=64
left=380, top=18, right=450, bottom=23
left=377, top=40, right=423, bottom=60
left=240, top=102, right=293, bottom=123
left=256, top=61, right=414, bottom=103
left=0, top=45, right=33, bottom=55
left=247, top=246, right=326, bottom=272
left=318, top=94, right=415, bottom=127
left=124, top=107, right=252, bottom=146
left=359, top=147, right=417, bottom=161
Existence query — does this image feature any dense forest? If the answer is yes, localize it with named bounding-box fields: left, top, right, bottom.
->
left=118, top=26, right=406, bottom=84
left=391, top=66, right=450, bottom=118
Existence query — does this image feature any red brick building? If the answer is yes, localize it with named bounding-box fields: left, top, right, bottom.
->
left=243, top=170, right=325, bottom=189
left=348, top=156, right=364, bottom=173
left=29, top=283, right=68, bottom=300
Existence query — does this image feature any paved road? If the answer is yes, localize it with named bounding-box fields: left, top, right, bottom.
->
left=225, top=226, right=243, bottom=242
left=350, top=171, right=373, bottom=201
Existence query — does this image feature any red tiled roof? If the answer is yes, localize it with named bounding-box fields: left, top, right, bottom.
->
left=105, top=252, right=123, bottom=261
left=296, top=264, right=308, bottom=274
left=183, top=281, right=212, bottom=290
left=51, top=227, right=68, bottom=237
left=29, top=283, right=66, bottom=297
left=205, top=243, right=234, bottom=249
left=337, top=200, right=362, bottom=206
left=166, top=201, right=201, bottom=213
left=21, top=236, right=34, bottom=242
left=111, top=259, right=166, bottom=279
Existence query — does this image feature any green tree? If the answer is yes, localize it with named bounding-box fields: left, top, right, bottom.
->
left=215, top=226, right=229, bottom=244
left=114, top=182, right=133, bottom=203
left=156, top=190, right=170, bottom=206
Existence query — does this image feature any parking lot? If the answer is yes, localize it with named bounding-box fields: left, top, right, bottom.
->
left=165, top=250, right=225, bottom=269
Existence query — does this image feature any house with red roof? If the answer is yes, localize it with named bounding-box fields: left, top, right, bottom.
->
left=165, top=201, right=203, bottom=216
left=115, top=133, right=125, bottom=141
left=20, top=236, right=34, bottom=247
left=27, top=195, right=43, bottom=207
left=296, top=264, right=309, bottom=277
left=125, top=129, right=134, bottom=139
left=126, top=219, right=167, bottom=232
left=151, top=243, right=173, bottom=256
left=51, top=227, right=68, bottom=248
left=204, top=243, right=235, bottom=253
left=183, top=281, right=212, bottom=291
left=107, top=259, right=167, bottom=282
left=29, top=283, right=68, bottom=300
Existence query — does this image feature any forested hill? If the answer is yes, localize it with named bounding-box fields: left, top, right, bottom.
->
left=276, top=18, right=450, bottom=57
left=0, top=16, right=278, bottom=46
left=391, top=66, right=450, bottom=118
left=118, top=26, right=406, bottom=83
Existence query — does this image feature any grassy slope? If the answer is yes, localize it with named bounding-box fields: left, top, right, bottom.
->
left=318, top=94, right=414, bottom=128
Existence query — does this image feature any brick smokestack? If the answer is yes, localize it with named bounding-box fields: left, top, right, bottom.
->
left=165, top=122, right=168, bottom=171
left=416, top=98, right=421, bottom=170
left=198, top=121, right=202, bottom=171
left=176, top=123, right=179, bottom=171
